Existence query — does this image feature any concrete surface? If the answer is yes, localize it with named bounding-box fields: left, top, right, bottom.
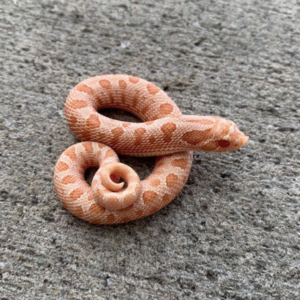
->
left=0, top=0, right=299, bottom=299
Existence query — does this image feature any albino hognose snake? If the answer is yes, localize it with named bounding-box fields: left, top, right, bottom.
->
left=54, top=75, right=248, bottom=224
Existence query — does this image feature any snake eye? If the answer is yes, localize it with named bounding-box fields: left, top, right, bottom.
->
left=218, top=140, right=230, bottom=148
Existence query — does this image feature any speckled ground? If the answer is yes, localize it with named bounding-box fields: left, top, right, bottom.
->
left=0, top=1, right=299, bottom=299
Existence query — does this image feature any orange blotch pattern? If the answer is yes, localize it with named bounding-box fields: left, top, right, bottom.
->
left=69, top=99, right=89, bottom=109
left=136, top=209, right=144, bottom=216
left=80, top=132, right=92, bottom=141
left=161, top=122, right=177, bottom=143
left=141, top=105, right=151, bottom=115
left=142, top=191, right=158, bottom=204
left=56, top=161, right=69, bottom=172
left=149, top=178, right=160, bottom=187
left=162, top=193, right=171, bottom=202
left=99, top=79, right=112, bottom=89
left=122, top=122, right=131, bottom=127
left=108, top=92, right=115, bottom=104
left=111, top=127, right=125, bottom=141
left=134, top=128, right=146, bottom=146
left=65, top=147, right=77, bottom=161
left=106, top=214, right=116, bottom=223
left=89, top=203, right=106, bottom=214
left=152, top=169, right=164, bottom=175
left=166, top=173, right=178, bottom=188
left=118, top=80, right=127, bottom=103
left=83, top=142, right=93, bottom=153
left=129, top=76, right=140, bottom=84
left=74, top=206, right=84, bottom=218
left=62, top=175, right=76, bottom=184
left=149, top=135, right=156, bottom=144
left=182, top=130, right=205, bottom=145
left=70, top=188, right=84, bottom=201
left=104, top=149, right=116, bottom=159
left=69, top=115, right=78, bottom=125
left=132, top=90, right=139, bottom=108
left=147, top=83, right=160, bottom=95
left=159, top=103, right=173, bottom=115
left=171, top=158, right=188, bottom=170
left=86, top=114, right=101, bottom=129
left=118, top=80, right=127, bottom=89
left=97, top=143, right=106, bottom=149
left=76, top=84, right=94, bottom=95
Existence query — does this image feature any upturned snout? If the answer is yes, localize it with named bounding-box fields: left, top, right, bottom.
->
left=179, top=116, right=248, bottom=152
left=200, top=116, right=248, bottom=152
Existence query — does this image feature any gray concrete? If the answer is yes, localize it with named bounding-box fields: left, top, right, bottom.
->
left=0, top=0, right=299, bottom=299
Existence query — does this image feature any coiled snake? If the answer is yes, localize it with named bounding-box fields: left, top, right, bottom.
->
left=54, top=75, right=248, bottom=224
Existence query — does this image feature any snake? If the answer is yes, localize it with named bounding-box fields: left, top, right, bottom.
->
left=54, top=75, right=248, bottom=224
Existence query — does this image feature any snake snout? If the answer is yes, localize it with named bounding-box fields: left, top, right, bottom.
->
left=216, top=120, right=249, bottom=152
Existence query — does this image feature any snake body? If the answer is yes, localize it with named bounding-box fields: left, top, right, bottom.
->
left=54, top=75, right=248, bottom=224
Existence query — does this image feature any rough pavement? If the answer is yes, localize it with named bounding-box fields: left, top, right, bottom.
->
left=0, top=0, right=299, bottom=299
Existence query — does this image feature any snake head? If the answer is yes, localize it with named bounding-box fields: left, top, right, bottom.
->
left=181, top=116, right=248, bottom=152
left=204, top=117, right=249, bottom=152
